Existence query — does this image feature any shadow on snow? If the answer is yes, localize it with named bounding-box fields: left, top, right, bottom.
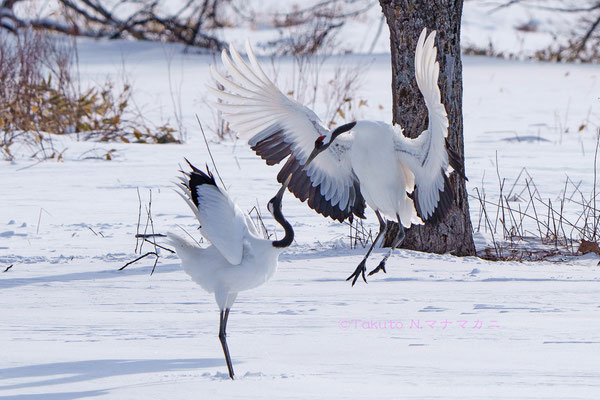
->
left=0, top=358, right=223, bottom=395
left=0, top=263, right=181, bottom=289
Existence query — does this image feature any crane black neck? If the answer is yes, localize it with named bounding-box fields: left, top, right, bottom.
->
left=331, top=121, right=357, bottom=141
left=271, top=198, right=294, bottom=248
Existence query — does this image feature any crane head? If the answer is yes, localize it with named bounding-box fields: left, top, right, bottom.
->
left=304, top=121, right=357, bottom=168
left=266, top=188, right=283, bottom=217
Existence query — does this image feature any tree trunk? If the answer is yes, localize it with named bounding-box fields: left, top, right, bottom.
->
left=379, top=0, right=475, bottom=256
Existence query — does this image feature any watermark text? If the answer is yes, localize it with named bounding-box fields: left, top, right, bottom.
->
left=338, top=319, right=500, bottom=330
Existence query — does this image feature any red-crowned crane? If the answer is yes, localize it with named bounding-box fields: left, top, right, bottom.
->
left=167, top=161, right=294, bottom=379
left=208, top=28, right=465, bottom=285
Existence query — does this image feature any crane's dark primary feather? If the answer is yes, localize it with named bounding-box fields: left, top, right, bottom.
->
left=413, top=170, right=454, bottom=224
left=184, top=159, right=217, bottom=208
left=276, top=156, right=366, bottom=222
left=445, top=138, right=468, bottom=181
left=250, top=127, right=293, bottom=166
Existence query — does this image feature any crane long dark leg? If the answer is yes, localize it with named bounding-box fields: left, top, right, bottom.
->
left=347, top=211, right=387, bottom=286
left=368, top=219, right=405, bottom=277
left=218, top=308, right=234, bottom=380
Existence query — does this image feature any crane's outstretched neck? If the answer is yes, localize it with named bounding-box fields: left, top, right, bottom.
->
left=269, top=183, right=294, bottom=248
left=272, top=204, right=294, bottom=248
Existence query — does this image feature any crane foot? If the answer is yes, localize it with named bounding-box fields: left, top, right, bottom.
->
left=368, top=260, right=387, bottom=276
left=346, top=260, right=367, bottom=286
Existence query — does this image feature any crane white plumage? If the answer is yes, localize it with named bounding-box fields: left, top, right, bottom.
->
left=167, top=160, right=294, bottom=379
left=209, top=28, right=466, bottom=285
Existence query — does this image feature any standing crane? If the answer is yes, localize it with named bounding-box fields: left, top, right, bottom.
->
left=167, top=160, right=294, bottom=379
left=208, top=28, right=465, bottom=285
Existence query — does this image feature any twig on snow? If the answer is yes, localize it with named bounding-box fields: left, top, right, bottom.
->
left=119, top=252, right=158, bottom=271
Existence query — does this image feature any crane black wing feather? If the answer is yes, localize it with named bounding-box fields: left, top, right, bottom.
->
left=413, top=170, right=453, bottom=224
left=276, top=156, right=366, bottom=222
left=250, top=127, right=293, bottom=166
left=445, top=138, right=467, bottom=181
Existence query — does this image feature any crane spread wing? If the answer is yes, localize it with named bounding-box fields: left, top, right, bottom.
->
left=208, top=41, right=365, bottom=222
left=174, top=162, right=248, bottom=265
left=394, top=28, right=456, bottom=223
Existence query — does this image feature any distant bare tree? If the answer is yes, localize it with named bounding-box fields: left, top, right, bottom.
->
left=232, top=0, right=376, bottom=55
left=483, top=0, right=600, bottom=61
left=0, top=0, right=378, bottom=54
left=0, top=0, right=226, bottom=50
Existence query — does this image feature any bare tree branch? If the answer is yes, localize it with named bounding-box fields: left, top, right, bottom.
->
left=1, top=0, right=225, bottom=50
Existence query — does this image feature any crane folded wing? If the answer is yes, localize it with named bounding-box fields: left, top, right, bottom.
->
left=174, top=163, right=248, bottom=265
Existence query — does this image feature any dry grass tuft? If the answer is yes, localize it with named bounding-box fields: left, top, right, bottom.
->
left=473, top=132, right=600, bottom=261
left=0, top=30, right=180, bottom=161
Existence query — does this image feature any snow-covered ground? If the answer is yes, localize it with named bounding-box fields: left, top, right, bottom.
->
left=2, top=8, right=600, bottom=399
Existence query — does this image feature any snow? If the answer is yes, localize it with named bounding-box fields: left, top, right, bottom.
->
left=2, top=6, right=600, bottom=399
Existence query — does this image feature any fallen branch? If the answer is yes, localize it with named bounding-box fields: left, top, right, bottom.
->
left=135, top=233, right=167, bottom=238
left=141, top=237, right=175, bottom=254
left=119, top=252, right=158, bottom=271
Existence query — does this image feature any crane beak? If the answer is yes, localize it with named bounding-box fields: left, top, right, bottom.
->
left=276, top=173, right=292, bottom=199
left=304, top=147, right=321, bottom=168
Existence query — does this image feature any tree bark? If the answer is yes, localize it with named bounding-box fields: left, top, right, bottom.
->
left=379, top=0, right=475, bottom=256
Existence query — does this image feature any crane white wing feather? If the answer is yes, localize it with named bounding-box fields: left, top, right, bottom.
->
left=175, top=168, right=250, bottom=265
left=394, top=28, right=452, bottom=223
